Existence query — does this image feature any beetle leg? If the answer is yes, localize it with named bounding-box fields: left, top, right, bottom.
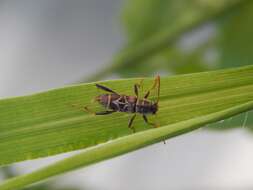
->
left=143, top=75, right=160, bottom=100
left=144, top=91, right=150, bottom=99
left=143, top=77, right=157, bottom=99
left=84, top=106, right=115, bottom=115
left=143, top=115, right=165, bottom=143
left=142, top=115, right=159, bottom=128
left=95, top=84, right=118, bottom=94
left=134, top=79, right=144, bottom=98
left=95, top=110, right=115, bottom=115
left=134, top=84, right=139, bottom=98
left=128, top=114, right=136, bottom=133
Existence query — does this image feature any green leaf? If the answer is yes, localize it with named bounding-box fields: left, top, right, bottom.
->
left=0, top=65, right=252, bottom=167
left=1, top=100, right=253, bottom=190
left=218, top=1, right=253, bottom=68
left=122, top=0, right=227, bottom=45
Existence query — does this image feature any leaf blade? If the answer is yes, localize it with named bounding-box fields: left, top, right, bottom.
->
left=0, top=100, right=253, bottom=190
left=0, top=65, right=252, bottom=166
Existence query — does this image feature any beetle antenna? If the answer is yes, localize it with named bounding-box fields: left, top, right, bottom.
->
left=84, top=106, right=96, bottom=115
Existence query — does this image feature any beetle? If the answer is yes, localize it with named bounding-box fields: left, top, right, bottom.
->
left=85, top=75, right=160, bottom=132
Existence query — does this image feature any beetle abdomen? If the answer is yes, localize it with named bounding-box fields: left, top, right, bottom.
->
left=96, top=94, right=157, bottom=114
left=97, top=94, right=137, bottom=113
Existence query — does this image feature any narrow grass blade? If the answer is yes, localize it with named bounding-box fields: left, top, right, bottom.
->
left=0, top=101, right=252, bottom=190
left=0, top=65, right=252, bottom=167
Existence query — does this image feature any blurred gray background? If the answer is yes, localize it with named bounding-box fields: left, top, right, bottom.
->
left=0, top=0, right=123, bottom=97
left=0, top=1, right=253, bottom=190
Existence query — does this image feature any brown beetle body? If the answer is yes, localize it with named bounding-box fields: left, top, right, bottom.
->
left=96, top=94, right=158, bottom=115
left=85, top=75, right=160, bottom=131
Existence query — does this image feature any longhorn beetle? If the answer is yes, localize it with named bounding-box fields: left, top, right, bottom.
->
left=85, top=75, right=160, bottom=132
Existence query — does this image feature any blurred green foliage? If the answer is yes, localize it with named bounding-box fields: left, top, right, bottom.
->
left=120, top=0, right=252, bottom=76
left=218, top=1, right=253, bottom=68
left=87, top=0, right=251, bottom=81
